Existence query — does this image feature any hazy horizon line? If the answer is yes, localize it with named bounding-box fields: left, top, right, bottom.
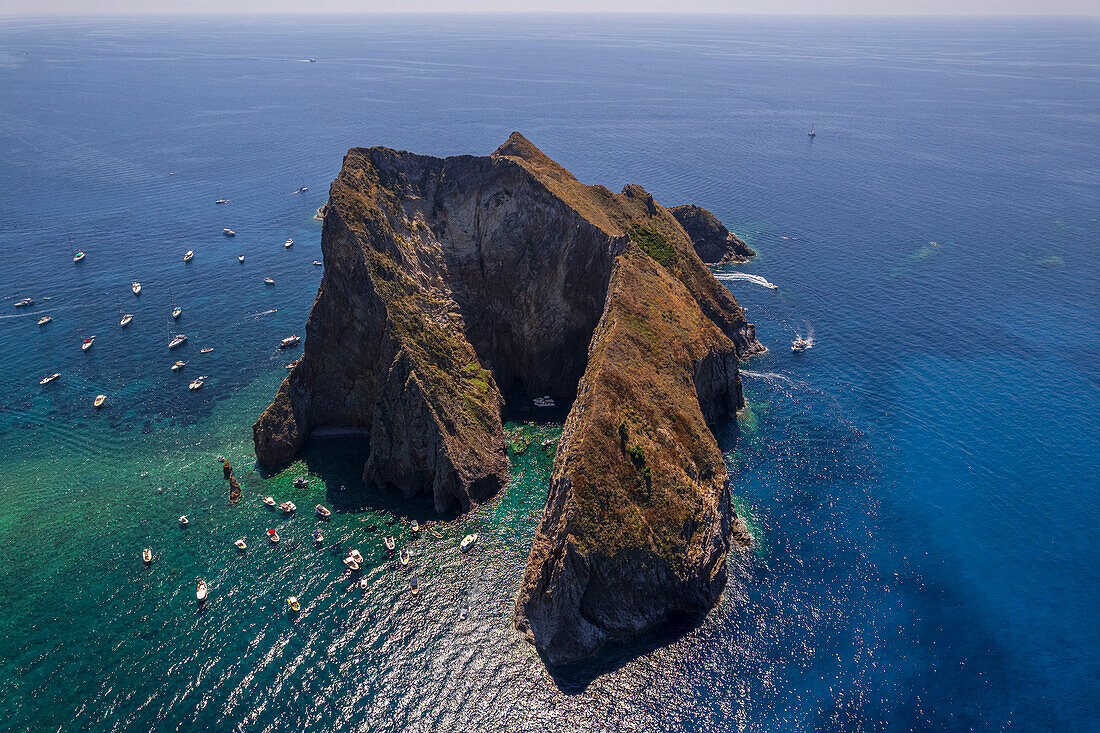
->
left=3, top=11, right=1099, bottom=17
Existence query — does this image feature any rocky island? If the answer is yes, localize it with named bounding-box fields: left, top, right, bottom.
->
left=253, top=133, right=761, bottom=665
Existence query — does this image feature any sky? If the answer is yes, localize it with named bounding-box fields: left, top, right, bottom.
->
left=1, top=0, right=1096, bottom=16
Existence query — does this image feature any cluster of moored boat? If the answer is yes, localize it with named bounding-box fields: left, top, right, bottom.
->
left=145, top=466, right=481, bottom=613
left=29, top=254, right=304, bottom=401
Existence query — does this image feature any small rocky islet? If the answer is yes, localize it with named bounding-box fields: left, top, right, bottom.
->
left=253, top=132, right=762, bottom=666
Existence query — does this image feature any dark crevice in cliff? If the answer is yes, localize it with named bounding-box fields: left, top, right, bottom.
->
left=253, top=133, right=760, bottom=666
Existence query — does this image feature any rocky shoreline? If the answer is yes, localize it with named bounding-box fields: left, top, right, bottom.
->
left=253, top=133, right=760, bottom=664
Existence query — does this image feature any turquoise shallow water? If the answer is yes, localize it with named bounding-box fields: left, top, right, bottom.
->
left=1, top=14, right=1098, bottom=731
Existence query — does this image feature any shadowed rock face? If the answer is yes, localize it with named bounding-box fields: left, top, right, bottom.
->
left=669, top=204, right=756, bottom=263
left=253, top=133, right=760, bottom=663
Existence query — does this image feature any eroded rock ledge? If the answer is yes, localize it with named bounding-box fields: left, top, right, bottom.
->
left=253, top=133, right=760, bottom=663
left=669, top=204, right=756, bottom=263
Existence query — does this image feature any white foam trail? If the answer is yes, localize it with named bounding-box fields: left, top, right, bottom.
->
left=713, top=272, right=778, bottom=289
left=741, top=369, right=796, bottom=384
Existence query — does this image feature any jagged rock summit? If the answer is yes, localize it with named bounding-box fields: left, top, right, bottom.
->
left=253, top=133, right=760, bottom=664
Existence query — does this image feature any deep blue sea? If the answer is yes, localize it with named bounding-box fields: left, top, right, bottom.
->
left=0, top=14, right=1097, bottom=732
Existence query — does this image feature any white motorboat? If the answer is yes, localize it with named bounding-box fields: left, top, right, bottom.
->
left=264, top=277, right=274, bottom=286
left=70, top=232, right=85, bottom=263
left=343, top=556, right=360, bottom=571
left=410, top=519, right=419, bottom=533
left=200, top=347, right=214, bottom=354
left=179, top=515, right=189, bottom=526
left=142, top=548, right=152, bottom=563
left=459, top=601, right=469, bottom=621
left=40, top=372, right=61, bottom=386
left=169, top=334, right=187, bottom=349
left=312, top=529, right=324, bottom=544
left=384, top=536, right=396, bottom=552
left=171, top=360, right=186, bottom=371
left=120, top=313, right=133, bottom=327
left=37, top=316, right=52, bottom=326
left=14, top=297, right=33, bottom=308
left=215, top=198, right=228, bottom=205
left=791, top=337, right=811, bottom=352
left=315, top=504, right=331, bottom=518
left=234, top=538, right=247, bottom=550
left=184, top=250, right=194, bottom=262
left=459, top=533, right=478, bottom=553
left=400, top=549, right=409, bottom=567
left=188, top=376, right=206, bottom=390
left=172, top=307, right=182, bottom=320
left=279, top=501, right=296, bottom=513
left=296, top=186, right=308, bottom=193
left=293, top=477, right=308, bottom=489
left=284, top=238, right=293, bottom=248
left=359, top=577, right=369, bottom=590
left=94, top=394, right=106, bottom=409
left=81, top=337, right=95, bottom=352
left=279, top=335, right=300, bottom=349
left=223, top=229, right=236, bottom=237
left=196, top=580, right=208, bottom=602
left=132, top=282, right=141, bottom=295
left=263, top=496, right=276, bottom=507
left=238, top=255, right=245, bottom=263
left=312, top=260, right=322, bottom=266
left=350, top=549, right=364, bottom=564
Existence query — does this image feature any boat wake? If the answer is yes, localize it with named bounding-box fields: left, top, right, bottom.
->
left=246, top=308, right=278, bottom=319
left=713, top=272, right=778, bottom=290
left=740, top=369, right=796, bottom=384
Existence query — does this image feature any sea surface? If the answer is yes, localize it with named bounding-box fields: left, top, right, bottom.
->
left=0, top=14, right=1097, bottom=732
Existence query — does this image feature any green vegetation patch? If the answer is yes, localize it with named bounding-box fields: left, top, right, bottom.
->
left=631, top=224, right=677, bottom=268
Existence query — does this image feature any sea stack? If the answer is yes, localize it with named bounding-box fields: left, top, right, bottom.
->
left=668, top=204, right=756, bottom=263
left=253, top=133, right=761, bottom=663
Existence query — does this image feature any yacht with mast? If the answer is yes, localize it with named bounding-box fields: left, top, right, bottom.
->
left=168, top=311, right=186, bottom=349
left=69, top=230, right=85, bottom=263
left=117, top=296, right=133, bottom=328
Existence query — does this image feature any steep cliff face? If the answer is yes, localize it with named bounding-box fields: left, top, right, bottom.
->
left=513, top=245, right=752, bottom=665
left=253, top=133, right=760, bottom=661
left=669, top=203, right=756, bottom=264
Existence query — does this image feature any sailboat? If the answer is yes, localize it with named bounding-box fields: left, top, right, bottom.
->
left=167, top=311, right=186, bottom=349
left=808, top=123, right=816, bottom=138
left=116, top=296, right=133, bottom=328
left=215, top=189, right=228, bottom=205
left=129, top=269, right=140, bottom=296
left=69, top=230, right=85, bottom=263
left=170, top=288, right=182, bottom=320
